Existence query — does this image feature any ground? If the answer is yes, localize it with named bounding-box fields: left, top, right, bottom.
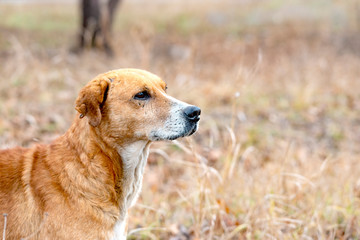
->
left=1, top=0, right=360, bottom=239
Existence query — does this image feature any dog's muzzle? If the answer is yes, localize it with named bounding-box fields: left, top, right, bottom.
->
left=149, top=103, right=201, bottom=141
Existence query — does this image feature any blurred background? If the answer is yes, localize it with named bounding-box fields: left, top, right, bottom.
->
left=1, top=0, right=360, bottom=239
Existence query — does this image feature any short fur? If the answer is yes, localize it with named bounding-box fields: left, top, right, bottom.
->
left=0, top=69, right=200, bottom=240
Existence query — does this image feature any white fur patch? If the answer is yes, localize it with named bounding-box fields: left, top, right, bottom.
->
left=117, top=141, right=151, bottom=212
left=109, top=142, right=150, bottom=239
left=109, top=217, right=127, bottom=240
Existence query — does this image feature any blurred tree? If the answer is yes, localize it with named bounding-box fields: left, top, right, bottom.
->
left=74, top=0, right=121, bottom=56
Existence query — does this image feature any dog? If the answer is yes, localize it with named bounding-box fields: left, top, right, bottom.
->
left=0, top=69, right=201, bottom=240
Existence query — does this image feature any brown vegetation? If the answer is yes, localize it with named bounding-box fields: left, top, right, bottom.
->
left=1, top=0, right=360, bottom=239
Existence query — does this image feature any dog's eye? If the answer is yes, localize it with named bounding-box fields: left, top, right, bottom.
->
left=134, top=91, right=150, bottom=100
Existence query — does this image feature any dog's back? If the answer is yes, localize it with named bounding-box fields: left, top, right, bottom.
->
left=0, top=147, right=30, bottom=212
left=0, top=146, right=41, bottom=239
left=0, top=147, right=26, bottom=193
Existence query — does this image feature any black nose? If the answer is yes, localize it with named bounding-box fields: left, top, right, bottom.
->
left=183, top=106, right=201, bottom=122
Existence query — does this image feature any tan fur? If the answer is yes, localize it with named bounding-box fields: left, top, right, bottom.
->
left=0, top=69, right=196, bottom=240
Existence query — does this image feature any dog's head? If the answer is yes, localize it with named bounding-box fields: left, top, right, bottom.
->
left=75, top=69, right=200, bottom=143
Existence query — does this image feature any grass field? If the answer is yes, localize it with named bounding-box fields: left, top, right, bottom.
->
left=1, top=0, right=360, bottom=239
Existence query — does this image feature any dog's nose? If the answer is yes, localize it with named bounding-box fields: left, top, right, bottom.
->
left=184, top=106, right=201, bottom=122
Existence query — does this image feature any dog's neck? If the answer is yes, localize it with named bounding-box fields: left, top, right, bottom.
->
left=62, top=117, right=151, bottom=220
left=116, top=141, right=151, bottom=216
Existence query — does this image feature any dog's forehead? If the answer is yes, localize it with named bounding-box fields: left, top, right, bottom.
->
left=104, top=69, right=166, bottom=89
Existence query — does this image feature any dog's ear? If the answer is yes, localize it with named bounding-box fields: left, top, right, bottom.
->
left=75, top=77, right=111, bottom=127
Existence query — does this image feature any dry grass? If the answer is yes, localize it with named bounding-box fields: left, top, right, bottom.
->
left=1, top=0, right=360, bottom=239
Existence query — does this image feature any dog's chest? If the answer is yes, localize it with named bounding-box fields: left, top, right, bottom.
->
left=118, top=141, right=150, bottom=211
left=109, top=142, right=150, bottom=239
left=109, top=218, right=127, bottom=240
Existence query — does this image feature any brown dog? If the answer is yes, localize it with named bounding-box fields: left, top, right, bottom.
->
left=0, top=69, right=200, bottom=240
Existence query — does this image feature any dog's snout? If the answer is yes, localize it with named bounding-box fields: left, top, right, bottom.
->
left=183, top=106, right=201, bottom=122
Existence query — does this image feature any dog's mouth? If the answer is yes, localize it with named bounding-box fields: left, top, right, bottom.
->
left=173, top=123, right=198, bottom=140
left=150, top=122, right=199, bottom=141
left=186, top=124, right=198, bottom=137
